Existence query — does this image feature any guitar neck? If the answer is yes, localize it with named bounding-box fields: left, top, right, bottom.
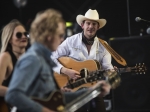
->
left=65, top=85, right=101, bottom=112
left=118, top=67, right=135, bottom=73
left=65, top=70, right=105, bottom=89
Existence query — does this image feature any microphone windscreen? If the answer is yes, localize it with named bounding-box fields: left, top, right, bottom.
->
left=146, top=27, right=150, bottom=34
left=135, top=17, right=141, bottom=22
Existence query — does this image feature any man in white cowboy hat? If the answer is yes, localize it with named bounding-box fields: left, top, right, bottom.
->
left=52, top=9, right=115, bottom=112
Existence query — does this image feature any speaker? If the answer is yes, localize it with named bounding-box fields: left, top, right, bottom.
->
left=112, top=73, right=150, bottom=112
left=109, top=35, right=150, bottom=67
left=109, top=35, right=150, bottom=112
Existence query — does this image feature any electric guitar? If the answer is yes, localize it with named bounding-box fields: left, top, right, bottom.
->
left=54, top=57, right=146, bottom=91
left=0, top=97, right=9, bottom=112
left=30, top=71, right=121, bottom=112
left=65, top=71, right=121, bottom=112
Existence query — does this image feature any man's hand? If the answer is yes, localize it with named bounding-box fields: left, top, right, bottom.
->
left=107, top=66, right=118, bottom=73
left=114, top=66, right=118, bottom=72
left=61, top=87, right=72, bottom=92
left=90, top=80, right=111, bottom=97
left=61, top=67, right=81, bottom=79
left=42, top=107, right=56, bottom=112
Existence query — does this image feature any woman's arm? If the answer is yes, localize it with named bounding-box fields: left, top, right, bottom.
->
left=5, top=56, right=43, bottom=112
left=0, top=53, right=9, bottom=96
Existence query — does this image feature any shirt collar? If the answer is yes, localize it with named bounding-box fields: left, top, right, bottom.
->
left=32, top=42, right=52, bottom=60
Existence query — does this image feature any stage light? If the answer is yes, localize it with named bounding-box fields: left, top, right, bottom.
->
left=66, top=22, right=73, bottom=27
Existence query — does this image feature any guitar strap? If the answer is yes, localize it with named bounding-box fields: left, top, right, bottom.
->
left=98, top=38, right=127, bottom=66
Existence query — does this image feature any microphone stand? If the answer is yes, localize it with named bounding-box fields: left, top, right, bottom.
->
left=127, top=0, right=131, bottom=36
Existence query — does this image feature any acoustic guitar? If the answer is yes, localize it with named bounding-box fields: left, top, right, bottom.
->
left=54, top=57, right=146, bottom=91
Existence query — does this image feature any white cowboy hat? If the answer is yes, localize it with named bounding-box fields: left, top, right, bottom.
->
left=76, top=9, right=106, bottom=29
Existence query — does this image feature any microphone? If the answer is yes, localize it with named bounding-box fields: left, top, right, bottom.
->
left=147, top=27, right=150, bottom=34
left=135, top=17, right=141, bottom=22
left=135, top=17, right=150, bottom=23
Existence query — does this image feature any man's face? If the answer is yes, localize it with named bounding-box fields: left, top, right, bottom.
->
left=47, top=22, right=65, bottom=51
left=81, top=20, right=99, bottom=39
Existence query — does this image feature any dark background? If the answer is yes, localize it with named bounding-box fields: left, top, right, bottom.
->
left=0, top=0, right=150, bottom=38
left=1, top=0, right=150, bottom=111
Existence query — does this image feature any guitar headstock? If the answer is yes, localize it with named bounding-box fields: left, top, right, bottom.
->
left=107, top=71, right=121, bottom=89
left=133, top=63, right=147, bottom=74
left=87, top=70, right=121, bottom=89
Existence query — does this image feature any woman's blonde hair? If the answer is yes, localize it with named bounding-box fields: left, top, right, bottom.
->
left=0, top=19, right=25, bottom=53
left=30, top=8, right=65, bottom=44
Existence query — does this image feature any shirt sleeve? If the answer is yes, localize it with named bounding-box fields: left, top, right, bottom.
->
left=5, top=56, right=43, bottom=112
left=64, top=88, right=88, bottom=104
left=101, top=42, right=114, bottom=70
left=51, top=39, right=70, bottom=74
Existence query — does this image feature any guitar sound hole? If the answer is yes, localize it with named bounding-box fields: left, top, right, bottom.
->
left=80, top=71, right=85, bottom=78
left=80, top=68, right=89, bottom=78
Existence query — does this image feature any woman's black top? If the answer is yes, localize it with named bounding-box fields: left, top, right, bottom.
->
left=2, top=50, right=17, bottom=87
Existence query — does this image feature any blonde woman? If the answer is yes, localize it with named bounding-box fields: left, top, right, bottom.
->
left=0, top=19, right=29, bottom=97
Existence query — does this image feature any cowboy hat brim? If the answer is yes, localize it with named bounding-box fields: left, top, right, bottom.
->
left=76, top=15, right=107, bottom=29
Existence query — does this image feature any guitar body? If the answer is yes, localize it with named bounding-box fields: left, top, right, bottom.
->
left=0, top=97, right=9, bottom=112
left=32, top=91, right=65, bottom=112
left=54, top=57, right=101, bottom=91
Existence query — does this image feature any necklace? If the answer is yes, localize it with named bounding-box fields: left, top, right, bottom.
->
left=12, top=50, right=23, bottom=55
left=82, top=32, right=96, bottom=45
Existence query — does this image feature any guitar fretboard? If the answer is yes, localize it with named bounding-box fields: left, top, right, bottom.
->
left=66, top=78, right=87, bottom=89
left=65, top=71, right=105, bottom=89
left=118, top=67, right=135, bottom=73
